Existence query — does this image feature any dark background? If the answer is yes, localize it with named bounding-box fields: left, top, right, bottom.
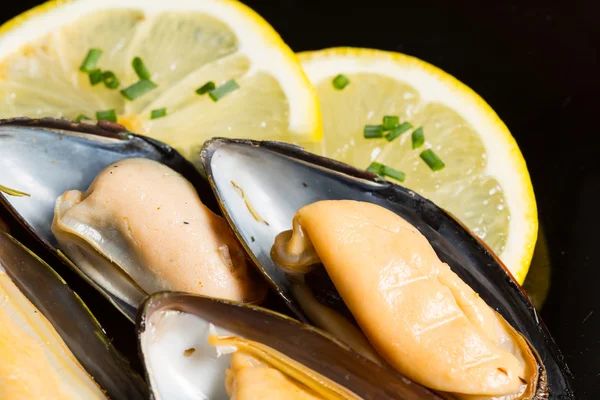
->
left=2, top=0, right=599, bottom=397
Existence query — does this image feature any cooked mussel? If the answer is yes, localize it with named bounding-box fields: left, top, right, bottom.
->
left=137, top=291, right=443, bottom=400
left=0, top=118, right=266, bottom=322
left=200, top=138, right=575, bottom=399
left=0, top=225, right=147, bottom=399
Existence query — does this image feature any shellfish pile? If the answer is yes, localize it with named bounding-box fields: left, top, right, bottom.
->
left=0, top=119, right=574, bottom=399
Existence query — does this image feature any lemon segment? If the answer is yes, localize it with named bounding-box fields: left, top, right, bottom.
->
left=0, top=0, right=321, bottom=158
left=300, top=48, right=537, bottom=282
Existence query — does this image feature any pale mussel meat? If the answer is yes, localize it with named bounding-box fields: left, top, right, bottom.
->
left=0, top=219, right=147, bottom=399
left=200, top=138, right=575, bottom=399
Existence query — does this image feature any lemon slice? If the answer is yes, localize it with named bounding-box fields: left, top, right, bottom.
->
left=299, top=48, right=537, bottom=283
left=0, top=0, right=322, bottom=159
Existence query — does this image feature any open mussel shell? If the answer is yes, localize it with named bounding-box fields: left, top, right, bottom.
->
left=137, top=291, right=443, bottom=400
left=0, top=229, right=148, bottom=398
left=0, top=117, right=215, bottom=321
left=200, top=138, right=575, bottom=398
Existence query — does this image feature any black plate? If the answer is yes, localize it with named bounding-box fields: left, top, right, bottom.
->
left=2, top=0, right=599, bottom=397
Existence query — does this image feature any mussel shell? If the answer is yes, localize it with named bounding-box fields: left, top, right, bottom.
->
left=137, top=291, right=443, bottom=400
left=200, top=138, right=575, bottom=398
left=0, top=117, right=217, bottom=321
left=0, top=230, right=148, bottom=399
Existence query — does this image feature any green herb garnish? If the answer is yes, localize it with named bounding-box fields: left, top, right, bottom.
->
left=366, top=162, right=385, bottom=175
left=420, top=149, right=445, bottom=171
left=332, top=74, right=350, bottom=90
left=209, top=80, right=239, bottom=102
left=385, top=122, right=412, bottom=142
left=196, top=81, right=216, bottom=95
left=382, top=116, right=399, bottom=130
left=132, top=57, right=151, bottom=80
left=366, top=162, right=406, bottom=182
left=88, top=69, right=103, bottom=86
left=150, top=108, right=167, bottom=119
left=382, top=165, right=406, bottom=182
left=120, top=79, right=157, bottom=101
left=411, top=127, right=425, bottom=149
left=364, top=125, right=384, bottom=139
left=0, top=184, right=30, bottom=197
left=96, top=109, right=117, bottom=123
left=102, top=71, right=120, bottom=89
left=79, top=48, right=103, bottom=72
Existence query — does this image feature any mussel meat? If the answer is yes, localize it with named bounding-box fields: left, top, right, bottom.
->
left=0, top=225, right=147, bottom=399
left=272, top=200, right=542, bottom=399
left=52, top=157, right=266, bottom=307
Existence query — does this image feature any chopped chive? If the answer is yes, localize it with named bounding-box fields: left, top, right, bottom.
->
left=96, top=109, right=117, bottom=123
left=385, top=122, right=412, bottom=142
left=150, top=108, right=167, bottom=119
left=366, top=162, right=384, bottom=175
left=411, top=127, right=425, bottom=149
left=209, top=79, right=239, bottom=102
left=75, top=114, right=91, bottom=122
left=382, top=116, right=399, bottom=130
left=420, top=149, right=445, bottom=171
left=88, top=69, right=103, bottom=85
left=332, top=74, right=350, bottom=90
left=132, top=57, right=151, bottom=80
left=364, top=125, right=383, bottom=139
left=102, top=71, right=120, bottom=89
left=382, top=165, right=406, bottom=182
left=79, top=48, right=103, bottom=72
left=196, top=81, right=216, bottom=95
left=120, top=79, right=157, bottom=101
left=367, top=162, right=406, bottom=182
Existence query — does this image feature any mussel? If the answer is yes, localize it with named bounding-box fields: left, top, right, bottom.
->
left=136, top=291, right=442, bottom=400
left=200, top=138, right=575, bottom=398
left=0, top=118, right=265, bottom=322
left=0, top=119, right=575, bottom=398
left=0, top=221, right=147, bottom=399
